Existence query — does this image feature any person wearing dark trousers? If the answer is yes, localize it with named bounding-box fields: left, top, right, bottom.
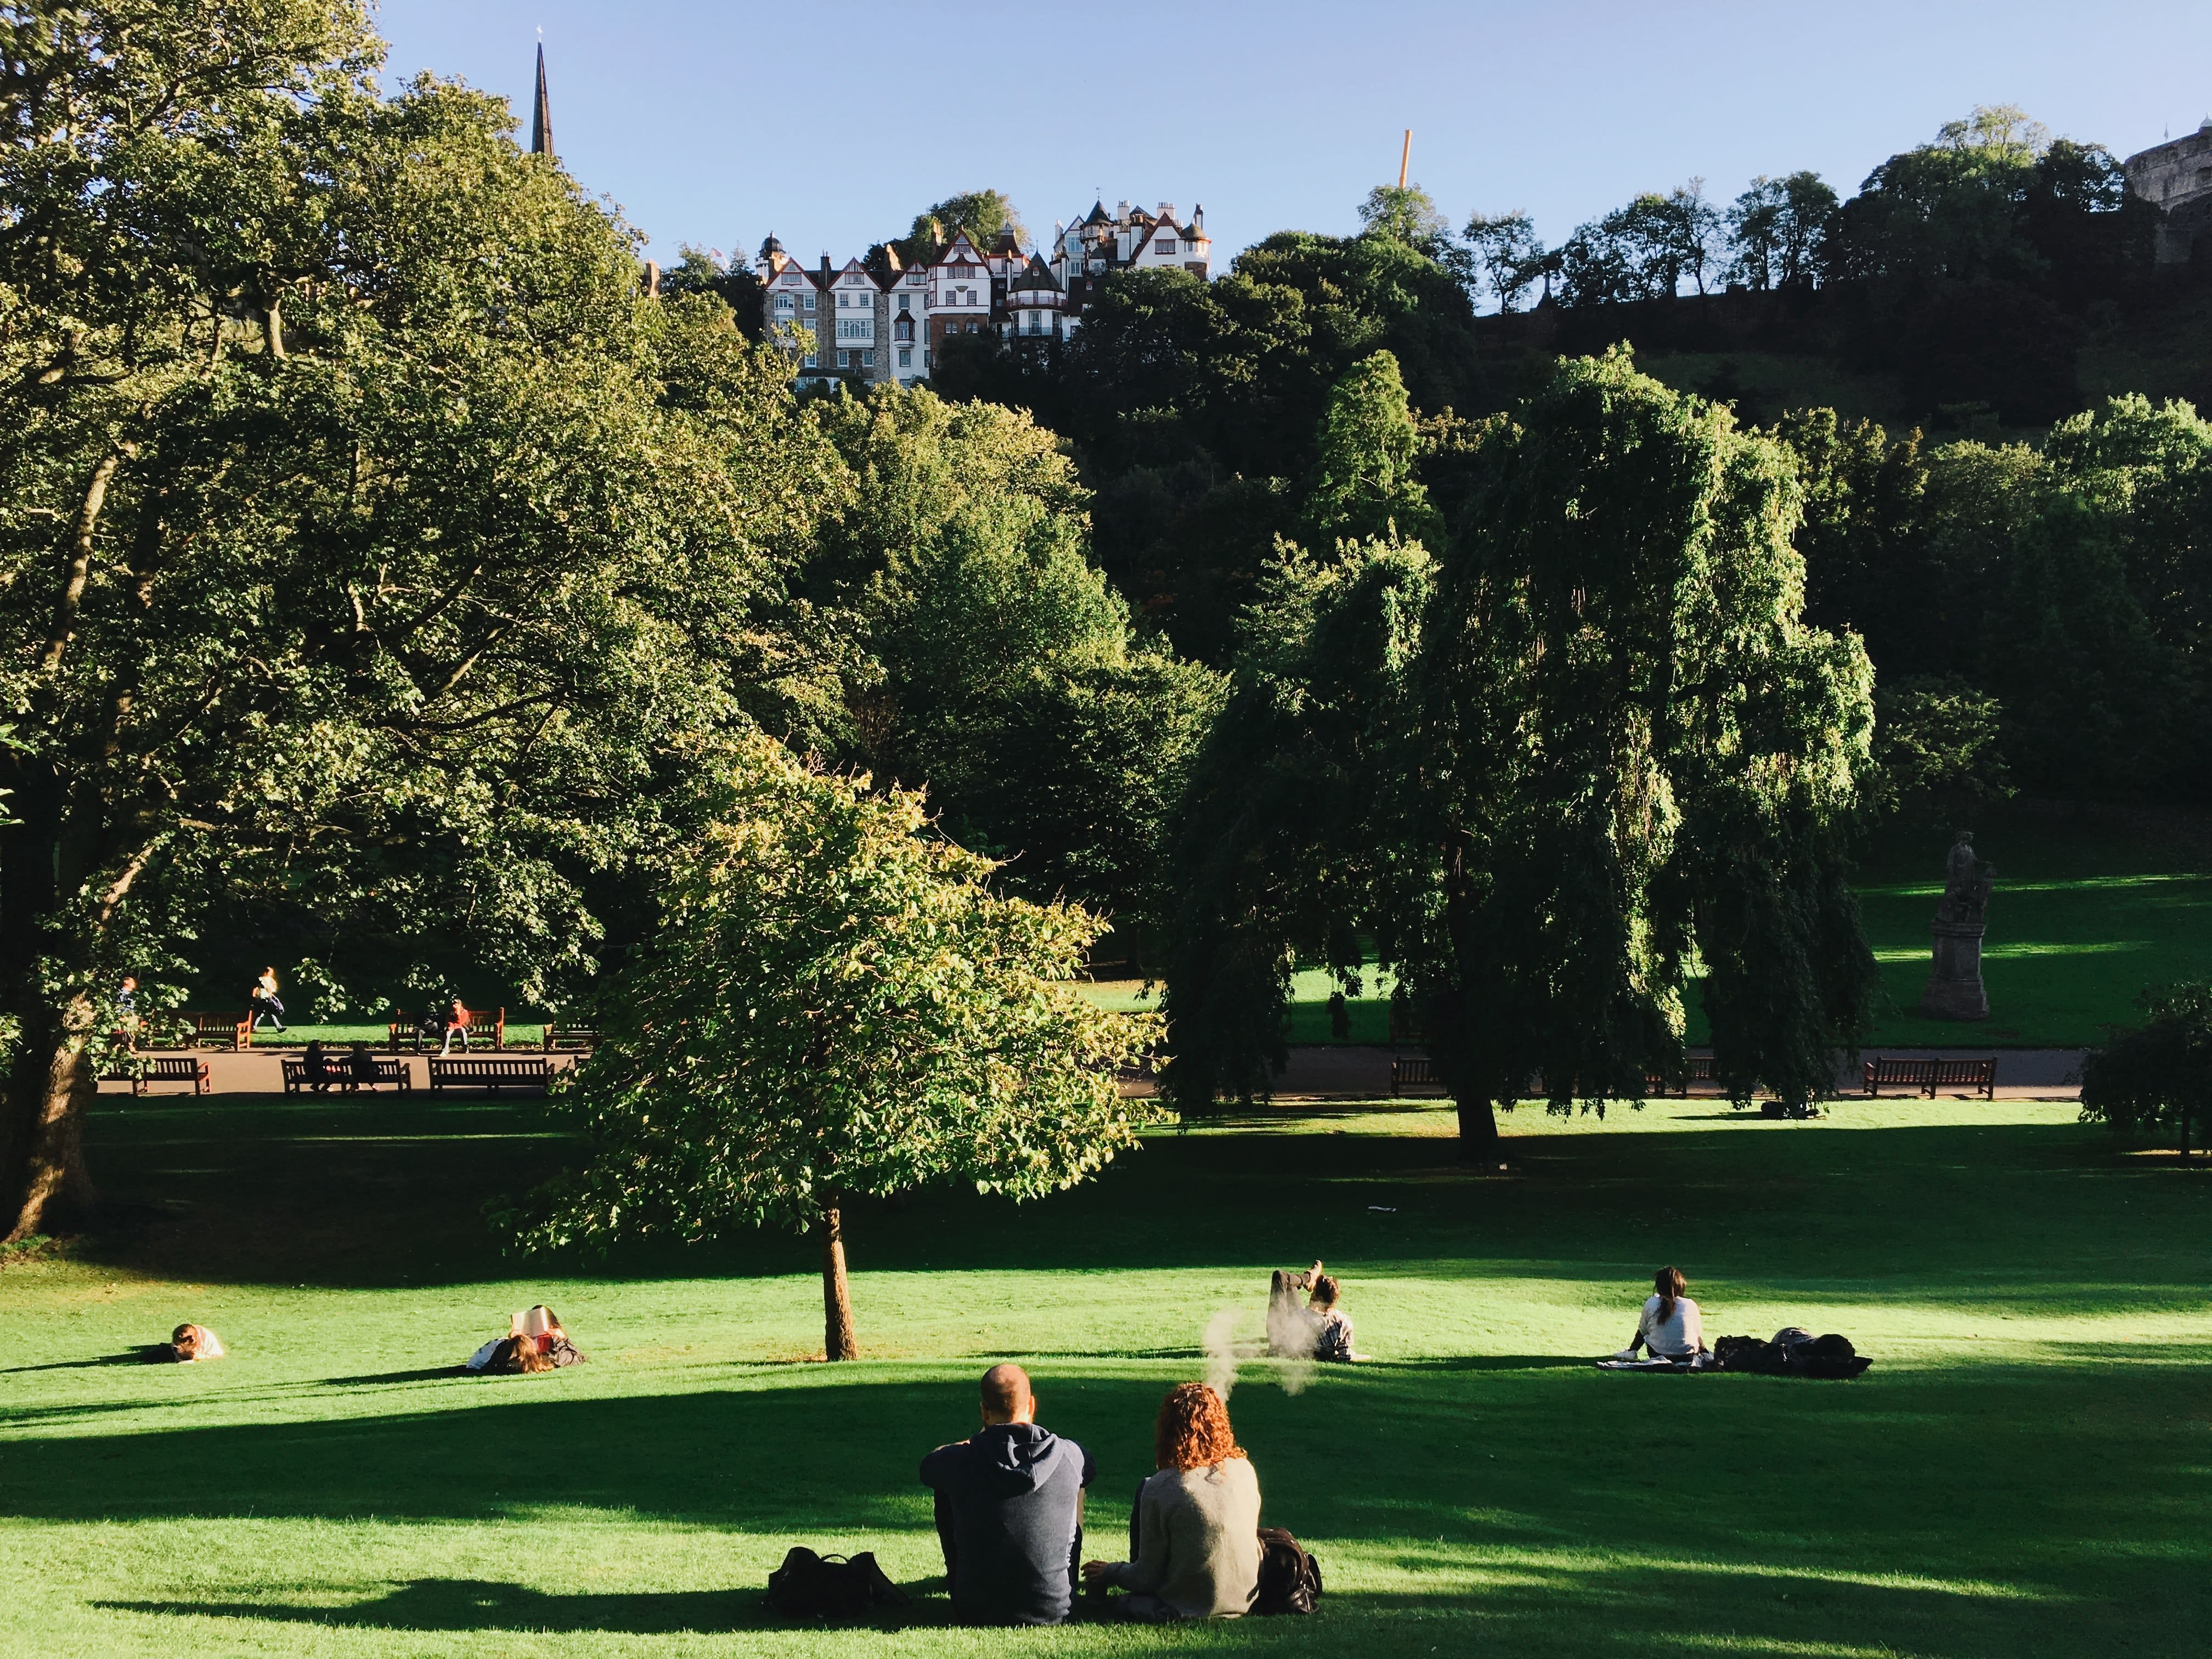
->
left=920, top=1363, right=1094, bottom=1626
left=250, top=966, right=286, bottom=1032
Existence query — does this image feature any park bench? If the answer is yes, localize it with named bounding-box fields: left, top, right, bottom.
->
left=428, top=1056, right=552, bottom=1094
left=281, top=1056, right=411, bottom=1094
left=542, top=1024, right=601, bottom=1052
left=1391, top=1056, right=1446, bottom=1097
left=388, top=1006, right=506, bottom=1052
left=100, top=1055, right=211, bottom=1096
left=1644, top=1055, right=1718, bottom=1097
left=179, top=1012, right=251, bottom=1051
left=1863, top=1055, right=1997, bottom=1100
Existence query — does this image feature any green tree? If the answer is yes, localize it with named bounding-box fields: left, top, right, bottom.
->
left=511, top=735, right=1163, bottom=1358
left=1165, top=353, right=1878, bottom=1147
left=1305, top=351, right=1441, bottom=546
left=2080, top=983, right=2212, bottom=1159
left=1462, top=210, right=1547, bottom=311
left=1869, top=676, right=2012, bottom=822
left=1357, top=182, right=1452, bottom=256
left=807, top=384, right=1224, bottom=932
left=899, top=189, right=1026, bottom=262
left=1725, top=172, right=1837, bottom=289
left=0, top=3, right=842, bottom=1236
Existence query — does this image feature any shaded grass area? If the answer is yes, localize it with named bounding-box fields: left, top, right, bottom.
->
left=2, top=1090, right=2208, bottom=1654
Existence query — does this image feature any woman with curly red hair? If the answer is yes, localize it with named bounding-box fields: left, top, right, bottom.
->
left=1081, top=1382, right=1262, bottom=1620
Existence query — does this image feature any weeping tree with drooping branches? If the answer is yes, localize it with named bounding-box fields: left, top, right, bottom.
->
left=1163, top=349, right=1878, bottom=1151
left=507, top=735, right=1165, bottom=1360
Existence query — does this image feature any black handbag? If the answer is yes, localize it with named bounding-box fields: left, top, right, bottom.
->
left=763, top=1546, right=908, bottom=1620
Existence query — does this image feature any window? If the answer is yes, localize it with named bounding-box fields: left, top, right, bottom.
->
left=803, top=353, right=818, bottom=368
left=1156, top=239, right=1176, bottom=255
left=899, top=348, right=912, bottom=368
left=862, top=349, right=874, bottom=367
left=894, top=315, right=913, bottom=341
left=896, top=294, right=910, bottom=312
left=923, top=349, right=932, bottom=368
left=802, top=293, right=816, bottom=312
left=836, top=349, right=850, bottom=368
left=837, top=318, right=870, bottom=340
left=774, top=294, right=793, bottom=312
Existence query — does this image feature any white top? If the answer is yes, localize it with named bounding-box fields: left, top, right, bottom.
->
left=1629, top=1294, right=1704, bottom=1359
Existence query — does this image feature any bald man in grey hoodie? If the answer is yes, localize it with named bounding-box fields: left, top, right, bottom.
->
left=921, top=1363, right=1095, bottom=1626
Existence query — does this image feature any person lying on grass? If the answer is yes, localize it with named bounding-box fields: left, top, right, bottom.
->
left=1611, top=1266, right=1711, bottom=1365
left=920, top=1363, right=1095, bottom=1627
left=1082, top=1383, right=1262, bottom=1621
left=168, top=1324, right=224, bottom=1362
left=466, top=1305, right=585, bottom=1373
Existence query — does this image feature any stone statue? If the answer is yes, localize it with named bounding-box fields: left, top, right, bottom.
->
left=1921, top=830, right=1995, bottom=1019
left=1936, top=829, right=1996, bottom=926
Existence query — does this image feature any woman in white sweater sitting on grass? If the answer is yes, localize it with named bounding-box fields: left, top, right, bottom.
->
left=1613, top=1266, right=1709, bottom=1364
left=1082, top=1383, right=1262, bottom=1621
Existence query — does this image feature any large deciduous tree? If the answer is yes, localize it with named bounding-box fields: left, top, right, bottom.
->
left=1164, top=351, right=1879, bottom=1148
left=509, top=735, right=1164, bottom=1359
left=0, top=2, right=840, bottom=1237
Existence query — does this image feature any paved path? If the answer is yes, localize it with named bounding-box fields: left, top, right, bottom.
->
left=1262, top=1045, right=2084, bottom=1102
left=95, top=1049, right=578, bottom=1097
left=107, top=1045, right=2083, bottom=1103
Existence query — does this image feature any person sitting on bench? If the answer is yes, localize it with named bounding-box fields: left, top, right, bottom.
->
left=921, top=1363, right=1095, bottom=1626
left=1612, top=1266, right=1709, bottom=1364
left=301, top=1039, right=336, bottom=1093
left=347, top=1041, right=381, bottom=1090
left=1081, top=1383, right=1262, bottom=1621
left=438, top=996, right=470, bottom=1056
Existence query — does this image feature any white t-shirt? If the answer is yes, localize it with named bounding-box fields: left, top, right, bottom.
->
left=1632, top=1294, right=1704, bottom=1359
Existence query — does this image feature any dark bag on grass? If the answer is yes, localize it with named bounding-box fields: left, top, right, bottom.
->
left=763, top=1547, right=907, bottom=1621
left=1715, top=1328, right=1871, bottom=1379
left=1252, top=1527, right=1323, bottom=1615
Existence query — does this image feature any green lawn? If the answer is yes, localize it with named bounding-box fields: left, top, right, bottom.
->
left=2, top=1087, right=2207, bottom=1655
left=1095, top=807, right=2210, bottom=1050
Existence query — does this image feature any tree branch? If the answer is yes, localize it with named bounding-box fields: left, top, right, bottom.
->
left=40, top=446, right=128, bottom=678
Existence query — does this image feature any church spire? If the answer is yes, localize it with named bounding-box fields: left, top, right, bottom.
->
left=531, top=42, right=554, bottom=160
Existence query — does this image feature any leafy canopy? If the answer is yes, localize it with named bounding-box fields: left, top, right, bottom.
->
left=512, top=733, right=1165, bottom=1252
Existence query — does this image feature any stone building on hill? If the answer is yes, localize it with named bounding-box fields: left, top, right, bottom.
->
left=2124, top=119, right=2212, bottom=264
left=754, top=200, right=1210, bottom=387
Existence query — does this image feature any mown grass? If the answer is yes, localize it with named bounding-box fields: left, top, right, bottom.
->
left=2, top=1086, right=2206, bottom=1655
left=1086, top=807, right=2210, bottom=1049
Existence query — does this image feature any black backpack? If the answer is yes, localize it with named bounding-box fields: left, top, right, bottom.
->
left=1714, top=1329, right=1872, bottom=1379
left=763, top=1547, right=908, bottom=1621
left=1253, top=1527, right=1324, bottom=1615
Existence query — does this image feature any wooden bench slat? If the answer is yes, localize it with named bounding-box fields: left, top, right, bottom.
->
left=428, top=1057, right=555, bottom=1094
left=1864, top=1055, right=1996, bottom=1099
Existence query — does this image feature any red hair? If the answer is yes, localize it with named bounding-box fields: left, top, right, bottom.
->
left=1153, top=1383, right=1246, bottom=1471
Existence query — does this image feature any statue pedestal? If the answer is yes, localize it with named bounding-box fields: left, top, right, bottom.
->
left=1919, top=921, right=1989, bottom=1020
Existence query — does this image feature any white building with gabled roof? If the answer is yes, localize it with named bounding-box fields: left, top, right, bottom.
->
left=752, top=196, right=1211, bottom=386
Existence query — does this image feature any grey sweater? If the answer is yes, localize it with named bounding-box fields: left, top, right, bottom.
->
left=1101, top=1458, right=1262, bottom=1618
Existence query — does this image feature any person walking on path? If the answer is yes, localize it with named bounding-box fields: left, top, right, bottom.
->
left=921, top=1363, right=1096, bottom=1626
left=250, top=966, right=286, bottom=1032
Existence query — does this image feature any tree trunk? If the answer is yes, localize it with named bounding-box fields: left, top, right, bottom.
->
left=1456, top=1096, right=1501, bottom=1163
left=817, top=1201, right=857, bottom=1361
left=4, top=996, right=98, bottom=1240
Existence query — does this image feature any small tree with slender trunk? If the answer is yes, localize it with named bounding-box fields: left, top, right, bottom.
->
left=509, top=735, right=1164, bottom=1358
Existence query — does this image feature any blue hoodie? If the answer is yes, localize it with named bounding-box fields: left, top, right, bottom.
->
left=920, top=1421, right=1096, bottom=1625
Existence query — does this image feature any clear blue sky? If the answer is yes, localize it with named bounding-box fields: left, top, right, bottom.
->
left=378, top=1, right=2212, bottom=283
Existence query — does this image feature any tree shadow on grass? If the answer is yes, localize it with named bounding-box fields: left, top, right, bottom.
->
left=99, top=1580, right=790, bottom=1636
